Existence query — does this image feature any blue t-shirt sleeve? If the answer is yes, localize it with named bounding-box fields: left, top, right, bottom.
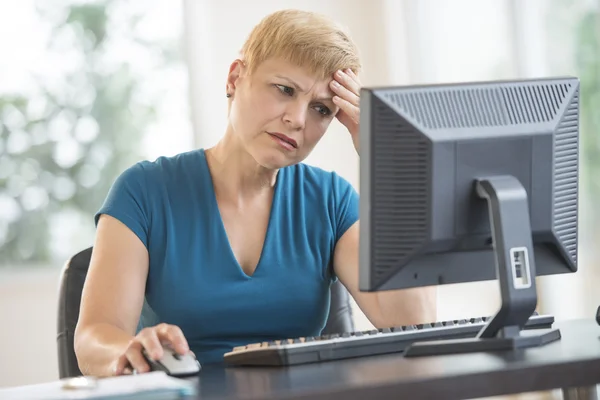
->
left=333, top=172, right=359, bottom=243
left=95, top=162, right=152, bottom=249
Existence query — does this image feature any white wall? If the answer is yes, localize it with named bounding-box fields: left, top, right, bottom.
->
left=0, top=268, right=61, bottom=387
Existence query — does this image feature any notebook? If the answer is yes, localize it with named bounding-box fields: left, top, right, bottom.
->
left=0, top=371, right=196, bottom=400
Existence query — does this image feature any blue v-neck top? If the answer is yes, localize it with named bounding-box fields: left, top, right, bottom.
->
left=95, top=149, right=359, bottom=364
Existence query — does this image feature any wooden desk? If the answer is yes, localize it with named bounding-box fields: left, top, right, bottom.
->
left=190, top=319, right=600, bottom=400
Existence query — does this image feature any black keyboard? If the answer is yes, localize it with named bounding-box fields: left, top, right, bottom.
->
left=223, top=314, right=554, bottom=366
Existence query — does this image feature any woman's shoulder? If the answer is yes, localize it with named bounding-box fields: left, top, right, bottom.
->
left=284, top=163, right=358, bottom=240
left=142, top=148, right=206, bottom=175
left=287, top=162, right=354, bottom=192
left=121, top=149, right=208, bottom=185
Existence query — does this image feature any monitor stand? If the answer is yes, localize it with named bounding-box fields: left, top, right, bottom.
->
left=404, top=176, right=561, bottom=357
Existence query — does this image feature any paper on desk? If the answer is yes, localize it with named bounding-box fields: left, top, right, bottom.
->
left=0, top=371, right=196, bottom=400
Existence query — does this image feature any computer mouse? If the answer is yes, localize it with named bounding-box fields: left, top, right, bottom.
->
left=141, top=346, right=201, bottom=377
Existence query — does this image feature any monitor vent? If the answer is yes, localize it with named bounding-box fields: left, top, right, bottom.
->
left=553, top=90, right=579, bottom=264
left=501, top=83, right=572, bottom=125
left=371, top=102, right=430, bottom=283
left=384, top=82, right=573, bottom=129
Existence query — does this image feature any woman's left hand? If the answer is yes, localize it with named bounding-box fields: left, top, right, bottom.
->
left=330, top=69, right=361, bottom=155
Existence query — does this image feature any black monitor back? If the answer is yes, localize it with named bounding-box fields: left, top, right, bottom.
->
left=359, top=77, right=580, bottom=292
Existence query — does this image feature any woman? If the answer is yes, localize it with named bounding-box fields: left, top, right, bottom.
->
left=74, top=9, right=436, bottom=377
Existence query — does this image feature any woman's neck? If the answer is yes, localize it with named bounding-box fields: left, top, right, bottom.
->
left=205, top=128, right=278, bottom=204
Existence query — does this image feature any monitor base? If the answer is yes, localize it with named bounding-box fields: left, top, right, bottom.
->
left=404, top=327, right=561, bottom=357
left=406, top=176, right=562, bottom=358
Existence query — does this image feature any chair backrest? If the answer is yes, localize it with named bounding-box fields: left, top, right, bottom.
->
left=56, top=247, right=355, bottom=378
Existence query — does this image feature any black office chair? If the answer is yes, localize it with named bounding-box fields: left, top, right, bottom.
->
left=56, top=247, right=356, bottom=378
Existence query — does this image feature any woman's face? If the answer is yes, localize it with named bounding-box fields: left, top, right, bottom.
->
left=226, top=57, right=339, bottom=169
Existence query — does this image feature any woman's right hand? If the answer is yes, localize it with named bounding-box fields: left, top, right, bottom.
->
left=115, top=323, right=190, bottom=375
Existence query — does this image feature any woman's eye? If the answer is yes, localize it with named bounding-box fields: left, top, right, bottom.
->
left=275, top=84, right=294, bottom=96
left=274, top=84, right=330, bottom=116
left=315, top=105, right=331, bottom=116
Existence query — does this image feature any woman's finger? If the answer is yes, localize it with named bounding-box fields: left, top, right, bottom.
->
left=346, top=68, right=361, bottom=87
left=138, top=328, right=164, bottom=360
left=124, top=342, right=150, bottom=373
left=155, top=323, right=189, bottom=355
left=334, top=69, right=360, bottom=96
left=330, top=80, right=359, bottom=107
left=333, top=95, right=359, bottom=123
left=115, top=354, right=130, bottom=376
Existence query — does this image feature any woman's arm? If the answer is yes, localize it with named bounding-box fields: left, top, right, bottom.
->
left=74, top=214, right=188, bottom=376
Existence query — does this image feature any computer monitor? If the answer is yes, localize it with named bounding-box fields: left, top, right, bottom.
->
left=358, top=76, right=580, bottom=356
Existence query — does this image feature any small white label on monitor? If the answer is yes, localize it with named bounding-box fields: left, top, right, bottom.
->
left=510, top=247, right=532, bottom=289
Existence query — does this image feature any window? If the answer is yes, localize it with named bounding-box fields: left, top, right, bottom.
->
left=538, top=0, right=600, bottom=317
left=0, top=0, right=192, bottom=267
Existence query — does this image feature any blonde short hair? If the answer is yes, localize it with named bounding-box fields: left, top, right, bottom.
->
left=240, top=9, right=361, bottom=79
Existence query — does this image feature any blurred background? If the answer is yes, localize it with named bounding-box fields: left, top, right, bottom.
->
left=0, top=0, right=599, bottom=396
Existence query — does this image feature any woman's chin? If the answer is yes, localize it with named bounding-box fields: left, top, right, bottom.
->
left=253, top=148, right=298, bottom=169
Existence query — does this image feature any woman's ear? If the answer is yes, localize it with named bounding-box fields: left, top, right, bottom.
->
left=226, top=59, right=246, bottom=97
